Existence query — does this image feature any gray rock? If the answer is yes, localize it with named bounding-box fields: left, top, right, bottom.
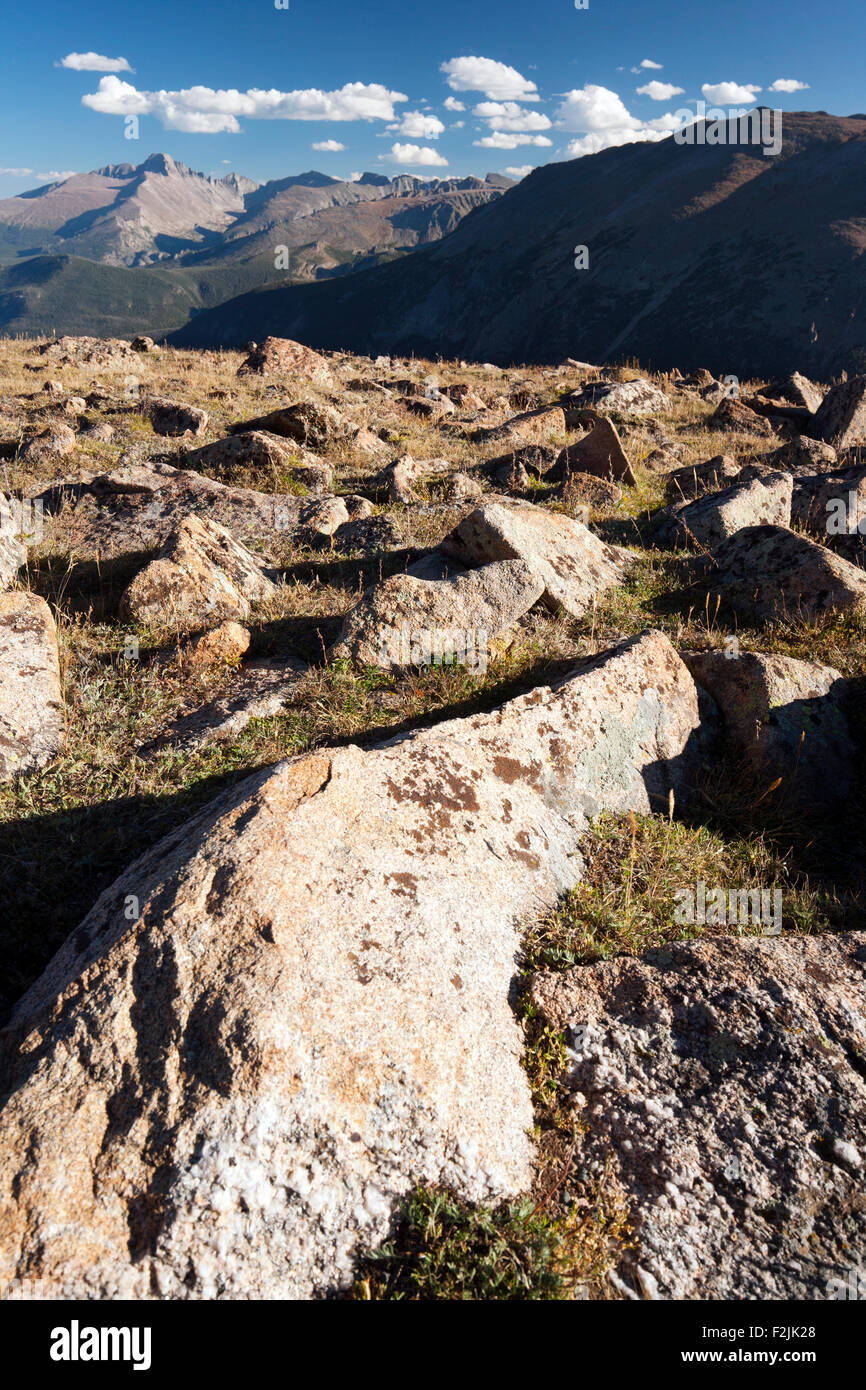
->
left=122, top=515, right=280, bottom=630
left=563, top=378, right=670, bottom=424
left=146, top=396, right=209, bottom=438
left=331, top=559, right=545, bottom=669
left=664, top=455, right=741, bottom=502
left=810, top=376, right=866, bottom=449
left=0, top=630, right=710, bottom=1299
left=791, top=466, right=866, bottom=535
left=683, top=650, right=853, bottom=809
left=531, top=931, right=866, bottom=1300
left=550, top=418, right=635, bottom=484
left=657, top=471, right=792, bottom=549
left=30, top=460, right=304, bottom=557
left=441, top=500, right=629, bottom=619
left=704, top=524, right=866, bottom=621
left=138, top=657, right=308, bottom=754
left=0, top=531, right=26, bottom=590
left=0, top=592, right=64, bottom=779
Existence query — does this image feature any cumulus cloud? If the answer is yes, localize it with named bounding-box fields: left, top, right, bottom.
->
left=443, top=96, right=465, bottom=112
left=59, top=52, right=132, bottom=73
left=440, top=56, right=539, bottom=102
left=768, top=78, right=810, bottom=93
left=473, top=101, right=551, bottom=131
left=81, top=76, right=408, bottom=132
left=312, top=139, right=346, bottom=151
left=701, top=81, right=761, bottom=105
left=641, top=59, right=663, bottom=69
left=555, top=84, right=680, bottom=156
left=504, top=164, right=534, bottom=178
left=386, top=110, right=445, bottom=139
left=636, top=80, right=684, bottom=101
left=473, top=131, right=552, bottom=148
left=0, top=167, right=34, bottom=176
left=379, top=142, right=448, bottom=166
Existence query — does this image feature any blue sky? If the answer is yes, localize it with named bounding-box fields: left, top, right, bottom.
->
left=1, top=0, right=863, bottom=193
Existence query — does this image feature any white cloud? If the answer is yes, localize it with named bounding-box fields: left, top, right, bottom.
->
left=348, top=171, right=362, bottom=181
left=449, top=120, right=465, bottom=129
left=555, top=84, right=679, bottom=156
left=504, top=164, right=534, bottom=178
left=641, top=59, right=663, bottom=69
left=0, top=167, right=34, bottom=176
left=312, top=139, right=346, bottom=151
left=473, top=131, right=553, bottom=148
left=701, top=81, right=761, bottom=105
left=768, top=78, right=810, bottom=93
left=443, top=96, right=465, bottom=112
left=59, top=51, right=132, bottom=73
left=387, top=110, right=445, bottom=139
left=440, top=56, right=539, bottom=102
left=81, top=76, right=408, bottom=132
left=473, top=101, right=551, bottom=131
left=555, top=84, right=641, bottom=132
left=379, top=142, right=448, bottom=166
left=636, top=81, right=684, bottom=101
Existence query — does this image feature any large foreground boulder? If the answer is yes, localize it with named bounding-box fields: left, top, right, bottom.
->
left=532, top=931, right=866, bottom=1299
left=0, top=592, right=64, bottom=780
left=441, top=501, right=629, bottom=619
left=0, top=631, right=712, bottom=1299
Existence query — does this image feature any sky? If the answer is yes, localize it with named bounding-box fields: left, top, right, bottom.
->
left=0, top=0, right=863, bottom=193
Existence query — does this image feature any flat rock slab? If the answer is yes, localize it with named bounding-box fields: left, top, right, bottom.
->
left=657, top=471, right=792, bottom=550
left=122, top=516, right=281, bottom=631
left=0, top=631, right=711, bottom=1299
left=331, top=559, right=545, bottom=669
left=441, top=501, right=629, bottom=619
left=684, top=650, right=853, bottom=809
left=29, top=461, right=303, bottom=558
left=702, top=524, right=866, bottom=621
left=563, top=378, right=670, bottom=425
left=183, top=433, right=332, bottom=493
left=0, top=592, right=64, bottom=780
left=531, top=931, right=866, bottom=1300
left=473, top=405, right=566, bottom=448
left=138, top=658, right=308, bottom=754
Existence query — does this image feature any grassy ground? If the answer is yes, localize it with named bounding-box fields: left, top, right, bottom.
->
left=2, top=336, right=863, bottom=1297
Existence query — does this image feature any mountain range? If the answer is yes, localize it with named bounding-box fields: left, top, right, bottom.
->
left=173, top=111, right=866, bottom=380
left=0, top=154, right=511, bottom=337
